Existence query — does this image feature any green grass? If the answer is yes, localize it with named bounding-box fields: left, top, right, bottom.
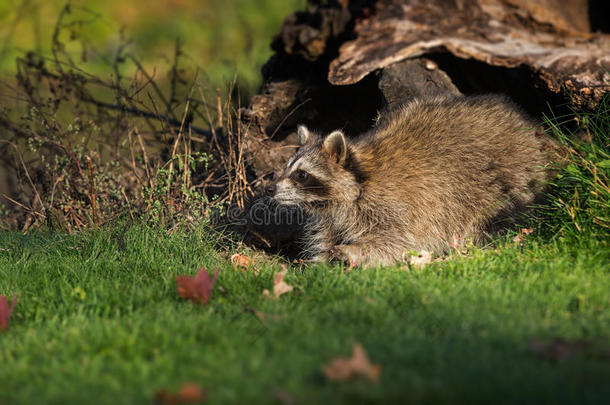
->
left=1, top=102, right=609, bottom=405
left=1, top=220, right=609, bottom=404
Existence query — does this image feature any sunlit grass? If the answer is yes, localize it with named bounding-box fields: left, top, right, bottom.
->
left=1, top=218, right=609, bottom=404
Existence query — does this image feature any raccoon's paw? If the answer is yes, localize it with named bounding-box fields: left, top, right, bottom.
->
left=327, top=244, right=363, bottom=268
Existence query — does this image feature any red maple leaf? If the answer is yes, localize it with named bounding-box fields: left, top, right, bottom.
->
left=175, top=268, right=219, bottom=304
left=0, top=294, right=17, bottom=332
left=155, top=382, right=206, bottom=404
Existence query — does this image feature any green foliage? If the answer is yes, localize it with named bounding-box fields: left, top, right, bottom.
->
left=0, top=0, right=306, bottom=96
left=537, top=96, right=610, bottom=242
left=141, top=150, right=220, bottom=227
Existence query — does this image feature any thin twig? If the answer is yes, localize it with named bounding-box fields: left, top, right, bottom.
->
left=0, top=140, right=46, bottom=216
left=86, top=156, right=98, bottom=227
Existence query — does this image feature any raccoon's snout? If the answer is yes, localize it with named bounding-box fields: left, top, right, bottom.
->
left=264, top=183, right=276, bottom=196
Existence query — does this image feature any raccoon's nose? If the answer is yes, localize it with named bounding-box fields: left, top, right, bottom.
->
left=265, top=183, right=276, bottom=196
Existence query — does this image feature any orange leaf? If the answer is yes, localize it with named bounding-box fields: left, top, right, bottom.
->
left=231, top=253, right=252, bottom=269
left=175, top=268, right=218, bottom=304
left=513, top=227, right=535, bottom=243
left=177, top=383, right=205, bottom=403
left=322, top=344, right=381, bottom=383
left=231, top=254, right=259, bottom=275
left=155, top=382, right=205, bottom=404
left=0, top=294, right=17, bottom=332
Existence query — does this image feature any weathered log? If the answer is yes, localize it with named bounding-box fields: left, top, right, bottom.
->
left=328, top=0, right=609, bottom=109
left=378, top=57, right=461, bottom=105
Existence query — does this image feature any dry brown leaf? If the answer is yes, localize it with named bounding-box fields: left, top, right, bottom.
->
left=231, top=254, right=260, bottom=275
left=231, top=253, right=252, bottom=269
left=273, top=270, right=293, bottom=298
left=322, top=343, right=381, bottom=383
left=513, top=228, right=535, bottom=244
left=155, top=382, right=205, bottom=404
left=262, top=269, right=294, bottom=299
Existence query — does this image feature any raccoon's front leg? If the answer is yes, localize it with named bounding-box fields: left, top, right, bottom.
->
left=307, top=226, right=339, bottom=263
left=330, top=243, right=397, bottom=268
left=328, top=244, right=364, bottom=267
left=309, top=244, right=355, bottom=264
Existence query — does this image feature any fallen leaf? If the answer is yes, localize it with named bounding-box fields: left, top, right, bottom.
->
left=231, top=253, right=252, bottom=269
left=513, top=228, right=535, bottom=244
left=231, top=253, right=260, bottom=275
left=155, top=382, right=205, bottom=404
left=272, top=270, right=293, bottom=298
left=177, top=383, right=205, bottom=403
left=322, top=343, right=381, bottom=383
left=0, top=294, right=17, bottom=332
left=175, top=268, right=219, bottom=305
left=528, top=337, right=590, bottom=361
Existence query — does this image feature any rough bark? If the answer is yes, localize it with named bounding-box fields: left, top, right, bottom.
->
left=328, top=0, right=609, bottom=109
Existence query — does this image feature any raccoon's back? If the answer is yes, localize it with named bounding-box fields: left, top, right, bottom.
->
left=353, top=95, right=548, bottom=246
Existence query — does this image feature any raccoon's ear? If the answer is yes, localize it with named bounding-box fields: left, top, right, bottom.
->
left=323, top=130, right=348, bottom=165
left=297, top=125, right=311, bottom=146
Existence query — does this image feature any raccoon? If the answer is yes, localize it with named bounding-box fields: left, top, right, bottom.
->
left=265, top=95, right=550, bottom=267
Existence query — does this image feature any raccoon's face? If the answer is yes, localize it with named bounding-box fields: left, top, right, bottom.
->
left=266, top=126, right=362, bottom=210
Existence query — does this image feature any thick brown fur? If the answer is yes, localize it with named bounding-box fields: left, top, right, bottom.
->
left=268, top=95, right=551, bottom=267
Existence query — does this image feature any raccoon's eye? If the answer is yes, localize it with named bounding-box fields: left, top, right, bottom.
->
left=292, top=170, right=309, bottom=182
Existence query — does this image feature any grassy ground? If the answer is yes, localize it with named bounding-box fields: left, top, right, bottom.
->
left=1, top=221, right=609, bottom=405
left=1, top=106, right=610, bottom=403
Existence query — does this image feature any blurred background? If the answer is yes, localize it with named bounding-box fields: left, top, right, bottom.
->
left=0, top=0, right=306, bottom=99
left=0, top=0, right=306, bottom=229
